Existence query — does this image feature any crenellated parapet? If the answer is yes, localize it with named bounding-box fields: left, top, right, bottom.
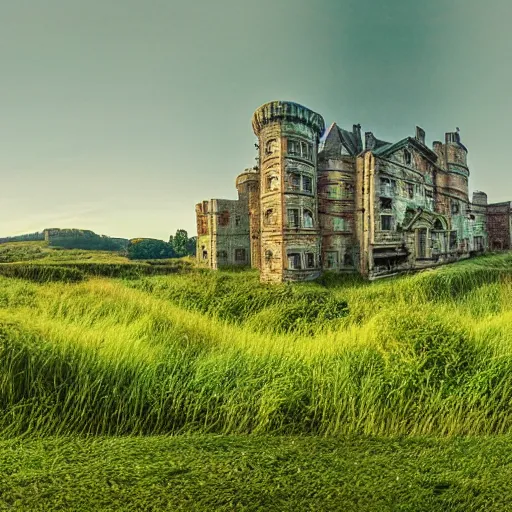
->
left=252, top=101, right=325, bottom=139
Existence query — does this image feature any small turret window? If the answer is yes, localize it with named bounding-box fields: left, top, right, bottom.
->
left=264, top=209, right=276, bottom=226
left=265, top=139, right=278, bottom=155
left=451, top=201, right=460, bottom=214
left=266, top=175, right=279, bottom=191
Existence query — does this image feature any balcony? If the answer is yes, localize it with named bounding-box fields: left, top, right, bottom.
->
left=374, top=231, right=405, bottom=245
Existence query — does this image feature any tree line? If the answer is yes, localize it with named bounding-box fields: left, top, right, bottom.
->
left=127, top=230, right=196, bottom=260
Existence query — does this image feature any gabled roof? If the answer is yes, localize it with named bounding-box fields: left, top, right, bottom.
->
left=372, top=136, right=438, bottom=163
left=319, top=122, right=363, bottom=157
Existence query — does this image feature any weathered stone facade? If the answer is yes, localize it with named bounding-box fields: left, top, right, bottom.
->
left=196, top=100, right=508, bottom=282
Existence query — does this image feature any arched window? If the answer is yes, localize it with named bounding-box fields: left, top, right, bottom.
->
left=265, top=139, right=278, bottom=155
left=303, top=210, right=314, bottom=228
left=266, top=175, right=279, bottom=191
left=433, top=219, right=443, bottom=230
left=264, top=209, right=276, bottom=226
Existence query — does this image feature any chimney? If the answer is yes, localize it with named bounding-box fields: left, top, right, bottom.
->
left=415, top=126, right=426, bottom=145
left=365, top=132, right=375, bottom=150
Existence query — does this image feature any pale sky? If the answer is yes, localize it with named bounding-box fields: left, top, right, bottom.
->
left=1, top=0, right=511, bottom=240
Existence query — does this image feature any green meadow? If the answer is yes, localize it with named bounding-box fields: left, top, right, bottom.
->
left=2, top=241, right=512, bottom=510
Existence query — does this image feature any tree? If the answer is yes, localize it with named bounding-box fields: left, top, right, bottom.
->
left=169, top=229, right=191, bottom=257
left=127, top=238, right=175, bottom=260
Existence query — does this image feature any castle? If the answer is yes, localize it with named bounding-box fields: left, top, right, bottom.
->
left=196, top=100, right=511, bottom=282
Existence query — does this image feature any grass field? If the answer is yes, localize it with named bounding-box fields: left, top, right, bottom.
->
left=2, top=243, right=512, bottom=509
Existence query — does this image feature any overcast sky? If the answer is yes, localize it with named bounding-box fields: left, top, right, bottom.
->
left=1, top=0, right=511, bottom=240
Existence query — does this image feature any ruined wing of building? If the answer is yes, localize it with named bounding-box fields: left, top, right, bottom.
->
left=196, top=100, right=511, bottom=283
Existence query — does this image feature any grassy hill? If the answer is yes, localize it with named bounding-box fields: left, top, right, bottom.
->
left=2, top=248, right=512, bottom=509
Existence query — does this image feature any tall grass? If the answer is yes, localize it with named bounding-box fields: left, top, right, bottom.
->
left=2, top=253, right=512, bottom=437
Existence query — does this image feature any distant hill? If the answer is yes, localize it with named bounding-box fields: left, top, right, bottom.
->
left=0, top=228, right=129, bottom=252
left=43, top=228, right=129, bottom=251
left=0, top=231, right=45, bottom=244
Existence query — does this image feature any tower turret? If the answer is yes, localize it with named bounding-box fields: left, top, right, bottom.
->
left=252, top=101, right=325, bottom=282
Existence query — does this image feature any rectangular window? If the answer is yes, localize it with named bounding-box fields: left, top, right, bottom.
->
left=326, top=252, right=338, bottom=269
left=380, top=178, right=394, bottom=196
left=333, top=217, right=347, bottom=231
left=289, top=173, right=301, bottom=191
left=450, top=231, right=458, bottom=250
left=302, top=175, right=312, bottom=193
left=379, top=197, right=392, bottom=210
left=288, top=140, right=300, bottom=156
left=217, top=250, right=228, bottom=259
left=327, top=185, right=341, bottom=199
left=287, top=209, right=300, bottom=228
left=287, top=252, right=301, bottom=270
left=407, top=183, right=414, bottom=199
left=305, top=252, right=315, bottom=268
left=381, top=215, right=394, bottom=231
left=235, top=248, right=246, bottom=262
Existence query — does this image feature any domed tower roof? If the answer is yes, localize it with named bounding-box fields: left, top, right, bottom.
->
left=252, top=101, right=325, bottom=139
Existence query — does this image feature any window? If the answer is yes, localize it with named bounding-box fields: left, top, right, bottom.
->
left=380, top=177, right=394, bottom=196
left=235, top=248, right=246, bottom=262
left=406, top=183, right=414, bottom=199
left=287, top=209, right=300, bottom=228
left=287, top=139, right=312, bottom=160
left=381, top=215, right=394, bottom=231
left=264, top=209, right=276, bottom=226
left=287, top=172, right=313, bottom=194
left=425, top=190, right=434, bottom=210
left=343, top=252, right=353, bottom=266
left=449, top=231, right=457, bottom=250
left=266, top=175, right=279, bottom=191
left=217, top=250, right=228, bottom=259
left=404, top=149, right=412, bottom=165
left=380, top=197, right=392, bottom=210
left=327, top=185, right=341, bottom=199
left=265, top=249, right=273, bottom=261
left=235, top=215, right=241, bottom=227
left=326, top=252, right=338, bottom=269
left=265, top=138, right=278, bottom=155
left=218, top=210, right=230, bottom=226
left=289, top=172, right=301, bottom=191
left=474, top=236, right=484, bottom=251
left=201, top=246, right=208, bottom=260
left=287, top=252, right=302, bottom=270
left=288, top=139, right=300, bottom=156
left=333, top=217, right=347, bottom=231
left=302, top=175, right=312, bottom=193
left=305, top=253, right=315, bottom=268
left=433, top=219, right=443, bottom=230
left=303, top=210, right=314, bottom=228
left=451, top=201, right=460, bottom=214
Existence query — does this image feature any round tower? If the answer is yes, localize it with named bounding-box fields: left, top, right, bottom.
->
left=252, top=101, right=325, bottom=283
left=445, top=130, right=469, bottom=204
left=236, top=168, right=261, bottom=269
left=472, top=191, right=487, bottom=207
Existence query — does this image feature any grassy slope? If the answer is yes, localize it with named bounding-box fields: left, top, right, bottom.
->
left=3, top=247, right=512, bottom=509
left=2, top=435, right=512, bottom=511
